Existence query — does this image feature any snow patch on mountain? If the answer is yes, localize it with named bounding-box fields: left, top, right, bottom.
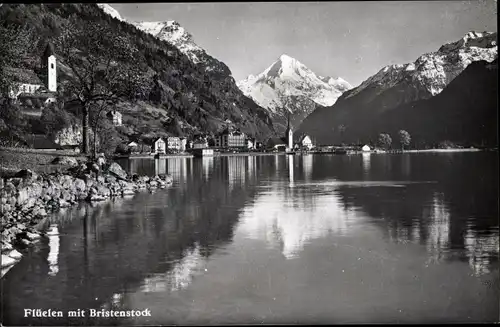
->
left=132, top=20, right=204, bottom=64
left=346, top=31, right=497, bottom=99
left=97, top=4, right=124, bottom=21
left=96, top=4, right=221, bottom=71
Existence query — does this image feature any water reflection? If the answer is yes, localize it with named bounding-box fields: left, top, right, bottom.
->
left=401, top=153, right=411, bottom=177
left=303, top=154, right=313, bottom=181
left=140, top=243, right=208, bottom=293
left=425, top=192, right=451, bottom=263
left=362, top=152, right=371, bottom=177
left=46, top=225, right=60, bottom=276
left=154, top=158, right=166, bottom=176
left=227, top=157, right=247, bottom=190
left=202, top=157, right=214, bottom=181
left=3, top=154, right=497, bottom=325
left=465, top=228, right=499, bottom=276
left=238, top=157, right=361, bottom=259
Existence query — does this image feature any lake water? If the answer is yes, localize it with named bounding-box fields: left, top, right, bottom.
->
left=2, top=152, right=499, bottom=325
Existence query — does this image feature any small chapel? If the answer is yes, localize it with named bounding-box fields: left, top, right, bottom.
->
left=7, top=43, right=58, bottom=115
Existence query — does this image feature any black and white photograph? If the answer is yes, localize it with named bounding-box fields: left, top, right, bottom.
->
left=0, top=1, right=498, bottom=325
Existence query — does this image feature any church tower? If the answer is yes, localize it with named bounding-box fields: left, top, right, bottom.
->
left=41, top=43, right=57, bottom=92
left=286, top=114, right=293, bottom=149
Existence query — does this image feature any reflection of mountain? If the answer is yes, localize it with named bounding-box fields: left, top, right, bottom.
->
left=238, top=157, right=358, bottom=259
left=464, top=228, right=499, bottom=276
left=331, top=152, right=498, bottom=274
left=425, top=192, right=451, bottom=262
left=140, top=243, right=208, bottom=293
left=238, top=188, right=359, bottom=259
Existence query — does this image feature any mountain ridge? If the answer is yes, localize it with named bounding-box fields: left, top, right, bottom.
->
left=0, top=3, right=277, bottom=146
left=299, top=31, right=498, bottom=147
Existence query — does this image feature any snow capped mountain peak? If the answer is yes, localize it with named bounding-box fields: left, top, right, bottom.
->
left=347, top=31, right=497, bottom=99
left=238, top=55, right=352, bottom=132
left=97, top=4, right=124, bottom=21
left=132, top=20, right=202, bottom=62
left=96, top=4, right=224, bottom=71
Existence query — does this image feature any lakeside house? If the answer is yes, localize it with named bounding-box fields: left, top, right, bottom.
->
left=166, top=136, right=181, bottom=152
left=192, top=138, right=208, bottom=149
left=247, top=138, right=256, bottom=150
left=106, top=110, right=122, bottom=126
left=267, top=137, right=288, bottom=151
left=127, top=141, right=139, bottom=153
left=214, top=128, right=247, bottom=148
left=180, top=137, right=187, bottom=152
left=362, top=145, right=371, bottom=152
left=299, top=135, right=314, bottom=150
left=152, top=138, right=166, bottom=154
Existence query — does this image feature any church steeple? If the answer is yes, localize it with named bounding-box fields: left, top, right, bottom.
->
left=40, top=42, right=57, bottom=92
left=286, top=113, right=293, bottom=149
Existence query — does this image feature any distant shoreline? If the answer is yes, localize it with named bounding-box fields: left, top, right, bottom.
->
left=112, top=148, right=495, bottom=160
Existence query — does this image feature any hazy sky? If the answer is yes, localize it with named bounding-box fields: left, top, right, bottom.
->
left=112, top=1, right=497, bottom=87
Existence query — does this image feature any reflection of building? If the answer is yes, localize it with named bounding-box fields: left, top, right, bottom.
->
left=202, top=156, right=214, bottom=181
left=288, top=155, right=294, bottom=185
left=166, top=158, right=188, bottom=181
left=362, top=152, right=371, bottom=175
left=303, top=154, right=313, bottom=180
left=247, top=156, right=255, bottom=179
left=154, top=158, right=166, bottom=176
left=46, top=224, right=60, bottom=276
left=228, top=156, right=246, bottom=190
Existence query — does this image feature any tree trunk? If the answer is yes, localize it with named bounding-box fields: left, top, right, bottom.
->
left=93, top=123, right=98, bottom=159
left=82, top=105, right=89, bottom=155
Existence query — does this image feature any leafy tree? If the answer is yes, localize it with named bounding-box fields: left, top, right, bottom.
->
left=40, top=101, right=76, bottom=137
left=378, top=133, right=392, bottom=150
left=0, top=25, right=34, bottom=98
left=398, top=129, right=411, bottom=150
left=55, top=17, right=151, bottom=155
left=0, top=101, right=28, bottom=146
left=438, top=140, right=457, bottom=149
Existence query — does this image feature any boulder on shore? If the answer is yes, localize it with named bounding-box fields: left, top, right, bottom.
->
left=51, top=156, right=79, bottom=166
left=107, top=162, right=128, bottom=180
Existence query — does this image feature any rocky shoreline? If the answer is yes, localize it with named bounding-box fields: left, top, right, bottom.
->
left=0, top=160, right=172, bottom=278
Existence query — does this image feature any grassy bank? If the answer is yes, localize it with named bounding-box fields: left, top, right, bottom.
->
left=0, top=148, right=87, bottom=177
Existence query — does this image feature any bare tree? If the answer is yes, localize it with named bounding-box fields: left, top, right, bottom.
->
left=55, top=17, right=150, bottom=156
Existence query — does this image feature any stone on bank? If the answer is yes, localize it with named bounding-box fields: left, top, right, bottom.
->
left=0, top=159, right=173, bottom=278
